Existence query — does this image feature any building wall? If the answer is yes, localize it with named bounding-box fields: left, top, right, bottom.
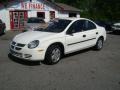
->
left=0, top=0, right=80, bottom=30
left=77, top=13, right=80, bottom=18
left=58, top=11, right=80, bottom=18
left=28, top=11, right=37, bottom=17
left=45, top=11, right=50, bottom=22
left=58, top=11, right=69, bottom=18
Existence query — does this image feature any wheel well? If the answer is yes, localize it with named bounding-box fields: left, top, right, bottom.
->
left=98, top=36, right=104, bottom=41
left=47, top=42, right=65, bottom=55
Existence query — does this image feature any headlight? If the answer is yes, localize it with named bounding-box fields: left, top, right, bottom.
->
left=28, top=40, right=39, bottom=49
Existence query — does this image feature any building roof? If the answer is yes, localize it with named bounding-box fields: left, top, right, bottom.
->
left=0, top=0, right=80, bottom=12
left=58, top=17, right=90, bottom=21
left=55, top=3, right=80, bottom=12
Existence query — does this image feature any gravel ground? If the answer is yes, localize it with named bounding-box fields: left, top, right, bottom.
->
left=0, top=31, right=120, bottom=90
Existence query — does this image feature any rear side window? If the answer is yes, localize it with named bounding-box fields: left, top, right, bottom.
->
left=83, top=20, right=96, bottom=31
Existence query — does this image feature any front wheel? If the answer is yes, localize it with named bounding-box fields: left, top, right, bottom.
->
left=94, top=38, right=104, bottom=50
left=0, top=29, right=5, bottom=35
left=45, top=45, right=62, bottom=65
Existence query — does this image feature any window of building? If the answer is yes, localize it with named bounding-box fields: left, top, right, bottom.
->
left=50, top=11, right=55, bottom=19
left=69, top=13, right=77, bottom=17
left=37, top=12, right=45, bottom=19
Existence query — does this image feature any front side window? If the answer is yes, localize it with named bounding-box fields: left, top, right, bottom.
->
left=67, top=20, right=83, bottom=34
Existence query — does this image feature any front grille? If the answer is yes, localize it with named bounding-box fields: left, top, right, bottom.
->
left=11, top=45, right=14, bottom=49
left=15, top=47, right=22, bottom=50
left=17, top=43, right=25, bottom=47
left=10, top=49, right=22, bottom=57
left=12, top=41, right=16, bottom=45
left=11, top=41, right=26, bottom=51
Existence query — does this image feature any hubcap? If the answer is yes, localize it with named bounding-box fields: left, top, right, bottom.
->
left=98, top=39, right=103, bottom=49
left=51, top=48, right=61, bottom=62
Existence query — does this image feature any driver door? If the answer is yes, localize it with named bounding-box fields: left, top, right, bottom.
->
left=65, top=20, right=86, bottom=53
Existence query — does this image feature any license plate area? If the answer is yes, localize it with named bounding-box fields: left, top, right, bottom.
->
left=10, top=49, right=22, bottom=57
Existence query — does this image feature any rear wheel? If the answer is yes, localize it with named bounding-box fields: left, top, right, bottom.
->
left=45, top=45, right=62, bottom=65
left=94, top=38, right=104, bottom=50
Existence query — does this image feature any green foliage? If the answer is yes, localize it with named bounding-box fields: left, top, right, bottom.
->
left=0, top=0, right=10, bottom=7
left=55, top=0, right=120, bottom=21
left=0, top=0, right=9, bottom=3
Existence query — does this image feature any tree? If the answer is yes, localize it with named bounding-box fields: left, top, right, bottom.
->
left=55, top=0, right=120, bottom=21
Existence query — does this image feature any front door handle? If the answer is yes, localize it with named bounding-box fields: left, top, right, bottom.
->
left=83, top=35, right=86, bottom=37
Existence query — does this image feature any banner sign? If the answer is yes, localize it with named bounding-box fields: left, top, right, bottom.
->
left=21, top=2, right=45, bottom=10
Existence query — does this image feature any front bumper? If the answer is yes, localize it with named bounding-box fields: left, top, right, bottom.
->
left=9, top=47, right=45, bottom=61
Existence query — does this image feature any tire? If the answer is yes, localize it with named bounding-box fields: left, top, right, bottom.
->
left=94, top=38, right=104, bottom=50
left=45, top=45, right=62, bottom=65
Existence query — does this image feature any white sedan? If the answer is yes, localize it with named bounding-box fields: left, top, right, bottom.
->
left=9, top=18, right=106, bottom=65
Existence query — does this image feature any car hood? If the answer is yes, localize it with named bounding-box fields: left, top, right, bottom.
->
left=27, top=23, right=41, bottom=27
left=13, top=31, right=56, bottom=44
left=26, top=23, right=47, bottom=30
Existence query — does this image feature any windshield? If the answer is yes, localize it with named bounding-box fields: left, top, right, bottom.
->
left=27, top=18, right=45, bottom=23
left=35, top=19, right=71, bottom=33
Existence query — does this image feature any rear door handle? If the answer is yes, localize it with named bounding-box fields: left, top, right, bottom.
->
left=96, top=32, right=98, bottom=34
left=83, top=35, right=86, bottom=37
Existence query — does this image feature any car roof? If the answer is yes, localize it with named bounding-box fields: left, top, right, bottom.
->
left=58, top=17, right=90, bottom=21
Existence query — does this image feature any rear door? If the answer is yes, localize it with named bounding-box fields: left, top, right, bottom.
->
left=81, top=20, right=98, bottom=48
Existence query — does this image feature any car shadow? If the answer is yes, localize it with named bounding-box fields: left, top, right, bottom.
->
left=0, top=33, right=5, bottom=36
left=41, top=48, right=94, bottom=65
left=8, top=53, right=41, bottom=66
left=8, top=47, right=95, bottom=66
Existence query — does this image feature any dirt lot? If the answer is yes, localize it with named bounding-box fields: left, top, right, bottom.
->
left=0, top=31, right=120, bottom=90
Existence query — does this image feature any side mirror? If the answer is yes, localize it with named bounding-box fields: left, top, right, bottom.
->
left=66, top=29, right=75, bottom=36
